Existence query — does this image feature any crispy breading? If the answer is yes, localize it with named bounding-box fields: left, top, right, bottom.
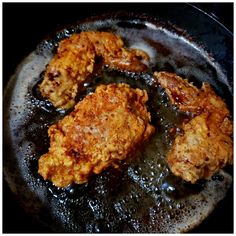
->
left=167, top=113, right=233, bottom=183
left=39, top=32, right=149, bottom=109
left=154, top=71, right=230, bottom=116
left=154, top=71, right=233, bottom=183
left=38, top=83, right=155, bottom=188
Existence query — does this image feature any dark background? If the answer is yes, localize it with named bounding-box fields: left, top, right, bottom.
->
left=3, top=3, right=233, bottom=233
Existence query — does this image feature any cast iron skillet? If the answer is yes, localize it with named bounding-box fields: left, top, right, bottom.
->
left=3, top=3, right=233, bottom=233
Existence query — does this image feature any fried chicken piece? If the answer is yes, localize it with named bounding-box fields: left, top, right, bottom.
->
left=154, top=71, right=230, bottom=116
left=39, top=32, right=149, bottom=109
left=154, top=71, right=233, bottom=183
left=38, top=83, right=155, bottom=188
left=167, top=113, right=233, bottom=183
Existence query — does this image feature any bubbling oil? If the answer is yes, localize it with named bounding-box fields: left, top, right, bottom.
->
left=4, top=17, right=232, bottom=233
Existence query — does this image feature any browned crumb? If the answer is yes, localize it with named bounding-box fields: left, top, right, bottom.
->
left=154, top=71, right=233, bottom=183
left=39, top=32, right=149, bottom=109
left=38, top=83, right=155, bottom=188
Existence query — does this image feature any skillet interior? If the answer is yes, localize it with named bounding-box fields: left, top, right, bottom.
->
left=3, top=3, right=233, bottom=233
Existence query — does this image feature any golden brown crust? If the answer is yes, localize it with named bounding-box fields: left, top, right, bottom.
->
left=154, top=71, right=230, bottom=117
left=154, top=71, right=233, bottom=183
left=39, top=32, right=149, bottom=109
left=38, top=83, right=155, bottom=188
left=167, top=113, right=233, bottom=183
